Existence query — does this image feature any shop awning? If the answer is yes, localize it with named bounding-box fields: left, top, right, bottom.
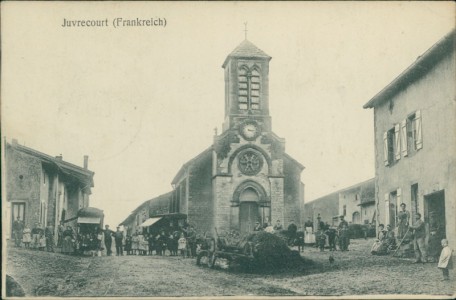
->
left=140, top=217, right=162, bottom=227
left=77, top=217, right=101, bottom=224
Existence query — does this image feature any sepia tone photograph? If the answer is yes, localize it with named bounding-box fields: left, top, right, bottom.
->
left=1, top=1, right=455, bottom=298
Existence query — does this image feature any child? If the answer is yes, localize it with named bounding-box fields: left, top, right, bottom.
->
left=438, top=239, right=453, bottom=281
left=178, top=233, right=187, bottom=258
left=317, top=229, right=326, bottom=252
left=38, top=232, right=46, bottom=251
left=22, top=225, right=32, bottom=249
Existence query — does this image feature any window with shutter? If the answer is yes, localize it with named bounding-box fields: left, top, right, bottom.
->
left=415, top=110, right=423, bottom=150
left=394, top=124, right=401, bottom=161
left=406, top=110, right=423, bottom=156
left=397, top=188, right=402, bottom=208
left=401, top=120, right=408, bottom=157
left=383, top=132, right=389, bottom=166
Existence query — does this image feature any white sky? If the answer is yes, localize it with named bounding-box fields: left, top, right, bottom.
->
left=2, top=2, right=454, bottom=227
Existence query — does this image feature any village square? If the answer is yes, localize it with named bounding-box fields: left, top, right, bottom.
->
left=2, top=2, right=455, bottom=299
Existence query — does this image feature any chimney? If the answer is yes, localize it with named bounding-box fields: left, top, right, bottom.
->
left=83, top=155, right=89, bottom=170
left=55, top=154, right=63, bottom=160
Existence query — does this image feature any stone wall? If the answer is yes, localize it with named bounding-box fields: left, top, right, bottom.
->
left=6, top=144, right=42, bottom=230
left=187, top=154, right=213, bottom=234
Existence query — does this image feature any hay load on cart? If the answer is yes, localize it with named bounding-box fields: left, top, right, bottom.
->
left=197, top=229, right=312, bottom=273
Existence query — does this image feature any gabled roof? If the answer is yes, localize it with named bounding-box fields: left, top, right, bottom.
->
left=222, top=39, right=272, bottom=68
left=364, top=29, right=455, bottom=109
left=119, top=191, right=172, bottom=226
left=171, top=147, right=212, bottom=185
left=7, top=141, right=94, bottom=188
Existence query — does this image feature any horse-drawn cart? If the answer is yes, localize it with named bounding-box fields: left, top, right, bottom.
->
left=196, top=229, right=255, bottom=269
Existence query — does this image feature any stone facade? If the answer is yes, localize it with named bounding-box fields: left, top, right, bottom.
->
left=170, top=40, right=305, bottom=235
left=4, top=140, right=94, bottom=240
left=364, top=30, right=456, bottom=249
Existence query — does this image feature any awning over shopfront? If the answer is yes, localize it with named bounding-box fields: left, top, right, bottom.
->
left=140, top=217, right=162, bottom=227
left=77, top=217, right=101, bottom=224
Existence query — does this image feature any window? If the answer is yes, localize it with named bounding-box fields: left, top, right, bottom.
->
left=405, top=110, right=423, bottom=156
left=384, top=188, right=401, bottom=228
left=343, top=205, right=347, bottom=216
left=384, top=110, right=423, bottom=166
left=238, top=65, right=261, bottom=111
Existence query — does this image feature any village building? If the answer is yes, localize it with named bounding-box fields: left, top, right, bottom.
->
left=119, top=191, right=178, bottom=236
left=304, top=178, right=375, bottom=228
left=123, top=39, right=305, bottom=235
left=363, top=30, right=455, bottom=249
left=4, top=139, right=95, bottom=239
left=169, top=39, right=305, bottom=235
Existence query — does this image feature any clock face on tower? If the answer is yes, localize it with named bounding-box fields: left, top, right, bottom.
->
left=239, top=121, right=260, bottom=141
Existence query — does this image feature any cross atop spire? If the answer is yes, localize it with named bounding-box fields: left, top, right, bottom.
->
left=244, top=22, right=248, bottom=40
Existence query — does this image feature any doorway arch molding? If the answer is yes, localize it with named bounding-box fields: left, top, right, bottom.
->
left=231, top=180, right=269, bottom=207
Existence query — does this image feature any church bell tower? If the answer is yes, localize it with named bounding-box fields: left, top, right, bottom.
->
left=212, top=38, right=288, bottom=234
left=221, top=39, right=272, bottom=133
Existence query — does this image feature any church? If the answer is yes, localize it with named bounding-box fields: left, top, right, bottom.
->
left=167, top=39, right=305, bottom=234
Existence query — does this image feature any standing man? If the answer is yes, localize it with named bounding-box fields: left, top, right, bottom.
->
left=114, top=227, right=124, bottom=256
left=338, top=216, right=350, bottom=251
left=12, top=217, right=24, bottom=247
left=103, top=225, right=114, bottom=256
left=45, top=222, right=55, bottom=252
left=287, top=220, right=298, bottom=246
left=397, top=203, right=410, bottom=239
left=409, top=213, right=427, bottom=263
left=187, top=226, right=197, bottom=258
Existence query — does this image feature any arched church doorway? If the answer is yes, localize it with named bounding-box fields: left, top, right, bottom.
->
left=239, top=187, right=260, bottom=233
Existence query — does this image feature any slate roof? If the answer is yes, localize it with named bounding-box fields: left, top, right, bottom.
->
left=7, top=141, right=95, bottom=188
left=222, top=39, right=272, bottom=67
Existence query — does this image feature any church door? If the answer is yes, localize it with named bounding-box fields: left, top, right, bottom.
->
left=239, top=202, right=260, bottom=233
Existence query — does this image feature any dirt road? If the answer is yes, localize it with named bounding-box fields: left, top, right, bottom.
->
left=5, top=238, right=455, bottom=297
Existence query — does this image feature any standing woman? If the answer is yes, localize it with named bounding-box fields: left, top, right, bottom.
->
left=131, top=232, right=139, bottom=255
left=137, top=232, right=145, bottom=255
left=62, top=226, right=75, bottom=255
left=22, top=225, right=32, bottom=249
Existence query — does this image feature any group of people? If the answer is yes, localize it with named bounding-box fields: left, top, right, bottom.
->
left=11, top=216, right=107, bottom=256
left=370, top=203, right=445, bottom=264
left=304, top=215, right=351, bottom=252
left=12, top=218, right=55, bottom=252
left=103, top=224, right=200, bottom=259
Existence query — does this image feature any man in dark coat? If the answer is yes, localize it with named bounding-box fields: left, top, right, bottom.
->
left=12, top=217, right=24, bottom=247
left=114, top=227, right=124, bottom=256
left=187, top=226, right=197, bottom=258
left=338, top=216, right=350, bottom=251
left=103, top=225, right=114, bottom=256
left=287, top=220, right=298, bottom=246
left=45, top=222, right=54, bottom=252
